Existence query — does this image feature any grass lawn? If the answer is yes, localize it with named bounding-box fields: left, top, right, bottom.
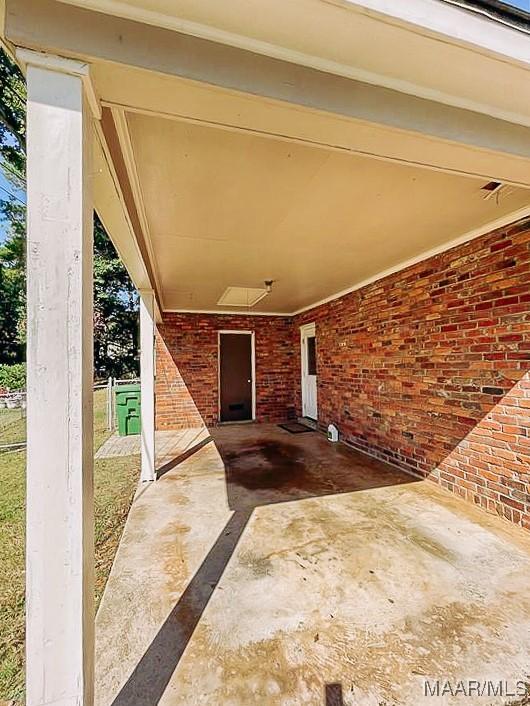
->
left=0, top=389, right=140, bottom=703
left=0, top=408, right=26, bottom=447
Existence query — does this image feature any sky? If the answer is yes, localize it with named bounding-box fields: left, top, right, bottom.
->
left=499, top=0, right=530, bottom=9
left=0, top=169, right=25, bottom=244
left=0, top=127, right=26, bottom=243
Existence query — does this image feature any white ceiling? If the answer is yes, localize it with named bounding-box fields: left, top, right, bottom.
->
left=127, top=111, right=530, bottom=313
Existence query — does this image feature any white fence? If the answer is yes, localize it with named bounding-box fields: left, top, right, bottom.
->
left=0, top=392, right=26, bottom=451
left=95, top=377, right=141, bottom=431
left=0, top=391, right=26, bottom=413
left=1, top=378, right=139, bottom=451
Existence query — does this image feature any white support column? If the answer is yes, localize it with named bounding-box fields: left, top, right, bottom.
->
left=22, top=49, right=99, bottom=706
left=140, top=289, right=156, bottom=481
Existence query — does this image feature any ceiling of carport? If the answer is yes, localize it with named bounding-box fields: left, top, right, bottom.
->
left=126, top=111, right=530, bottom=313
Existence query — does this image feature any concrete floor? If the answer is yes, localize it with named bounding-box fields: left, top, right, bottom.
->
left=95, top=424, right=530, bottom=706
left=95, top=428, right=208, bottom=460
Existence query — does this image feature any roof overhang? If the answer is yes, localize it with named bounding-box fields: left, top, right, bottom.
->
left=4, top=0, right=530, bottom=314
left=442, top=0, right=530, bottom=32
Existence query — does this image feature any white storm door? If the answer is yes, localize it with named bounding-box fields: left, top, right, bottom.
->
left=301, top=324, right=317, bottom=420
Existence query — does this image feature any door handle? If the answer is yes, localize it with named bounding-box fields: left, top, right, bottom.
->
left=247, top=379, right=252, bottom=383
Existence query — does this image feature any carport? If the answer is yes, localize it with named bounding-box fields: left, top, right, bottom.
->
left=3, top=0, right=530, bottom=704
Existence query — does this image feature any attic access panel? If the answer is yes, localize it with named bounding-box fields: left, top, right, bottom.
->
left=217, top=287, right=268, bottom=308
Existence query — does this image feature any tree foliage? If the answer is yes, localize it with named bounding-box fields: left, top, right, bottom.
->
left=0, top=362, right=26, bottom=391
left=94, top=216, right=139, bottom=378
left=0, top=199, right=25, bottom=364
left=0, top=50, right=25, bottom=365
left=0, top=50, right=25, bottom=178
left=0, top=48, right=139, bottom=378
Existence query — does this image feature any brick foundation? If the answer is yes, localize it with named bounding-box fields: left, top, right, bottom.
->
left=155, top=218, right=530, bottom=529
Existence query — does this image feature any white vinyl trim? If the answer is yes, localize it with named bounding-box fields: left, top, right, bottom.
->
left=218, top=330, right=256, bottom=422
left=165, top=308, right=291, bottom=316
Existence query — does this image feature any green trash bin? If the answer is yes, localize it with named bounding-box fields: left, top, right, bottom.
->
left=115, top=384, right=141, bottom=436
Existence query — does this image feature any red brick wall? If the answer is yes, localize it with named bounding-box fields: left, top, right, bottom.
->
left=156, top=313, right=295, bottom=430
left=155, top=220, right=530, bottom=529
left=294, top=218, right=530, bottom=529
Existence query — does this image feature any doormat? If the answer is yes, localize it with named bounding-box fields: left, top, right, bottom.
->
left=278, top=422, right=315, bottom=434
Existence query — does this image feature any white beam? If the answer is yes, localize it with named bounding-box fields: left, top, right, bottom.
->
left=111, top=107, right=164, bottom=305
left=140, top=289, right=156, bottom=482
left=25, top=53, right=96, bottom=706
left=16, top=47, right=101, bottom=119
left=7, top=0, right=530, bottom=154
left=7, top=1, right=530, bottom=188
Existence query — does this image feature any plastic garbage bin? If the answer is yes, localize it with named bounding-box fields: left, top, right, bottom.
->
left=115, top=384, right=141, bottom=436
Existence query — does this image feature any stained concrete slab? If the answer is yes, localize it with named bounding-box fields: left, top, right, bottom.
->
left=95, top=424, right=530, bottom=706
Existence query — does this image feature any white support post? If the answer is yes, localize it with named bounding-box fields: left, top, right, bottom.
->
left=140, top=289, right=156, bottom=481
left=22, top=49, right=99, bottom=706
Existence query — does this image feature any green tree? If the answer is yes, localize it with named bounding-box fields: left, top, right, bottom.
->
left=94, top=216, right=139, bottom=378
left=0, top=200, right=25, bottom=364
left=0, top=50, right=26, bottom=365
left=0, top=49, right=25, bottom=176
left=0, top=48, right=139, bottom=376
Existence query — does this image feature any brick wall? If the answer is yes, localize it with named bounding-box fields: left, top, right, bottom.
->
left=156, top=313, right=295, bottom=430
left=155, top=220, right=530, bottom=529
left=294, top=218, right=530, bottom=530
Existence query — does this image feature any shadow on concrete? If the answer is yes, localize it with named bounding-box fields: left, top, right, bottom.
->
left=156, top=435, right=213, bottom=480
left=110, top=507, right=252, bottom=706
left=110, top=429, right=419, bottom=706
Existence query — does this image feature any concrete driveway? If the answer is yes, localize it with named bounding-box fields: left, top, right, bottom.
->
left=95, top=424, right=530, bottom=706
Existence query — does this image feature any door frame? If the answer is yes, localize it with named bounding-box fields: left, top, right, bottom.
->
left=300, top=322, right=317, bottom=420
left=218, top=330, right=256, bottom=422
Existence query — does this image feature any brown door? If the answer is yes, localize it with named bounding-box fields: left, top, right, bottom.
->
left=219, top=333, right=253, bottom=422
